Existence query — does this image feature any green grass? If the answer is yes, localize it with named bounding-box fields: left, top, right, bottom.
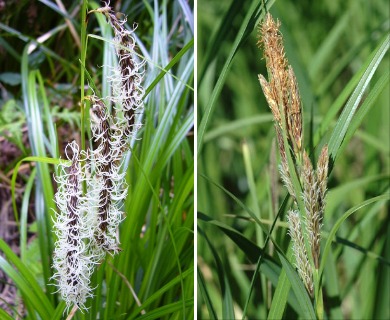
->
left=197, top=0, right=389, bottom=319
left=0, top=1, right=193, bottom=319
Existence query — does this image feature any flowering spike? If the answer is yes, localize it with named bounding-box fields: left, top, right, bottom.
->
left=88, top=96, right=126, bottom=255
left=302, top=150, right=322, bottom=269
left=52, top=3, right=145, bottom=311
left=100, top=2, right=145, bottom=143
left=287, top=210, right=314, bottom=296
left=316, top=145, right=329, bottom=204
left=52, top=141, right=95, bottom=311
left=258, top=13, right=303, bottom=161
left=257, top=13, right=330, bottom=297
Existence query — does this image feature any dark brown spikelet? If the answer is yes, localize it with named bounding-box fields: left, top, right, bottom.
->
left=89, top=97, right=113, bottom=246
left=107, top=10, right=137, bottom=128
left=90, top=98, right=111, bottom=157
left=66, top=156, right=81, bottom=286
left=97, top=4, right=144, bottom=142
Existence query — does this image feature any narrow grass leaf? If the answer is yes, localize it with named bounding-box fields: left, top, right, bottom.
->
left=209, top=218, right=303, bottom=315
left=309, top=12, right=350, bottom=79
left=342, top=72, right=389, bottom=147
left=198, top=226, right=235, bottom=319
left=204, top=114, right=273, bottom=142
left=198, top=0, right=275, bottom=83
left=197, top=0, right=274, bottom=156
left=334, top=235, right=390, bottom=266
left=129, top=267, right=194, bottom=319
left=326, top=174, right=388, bottom=219
left=199, top=174, right=264, bottom=229
left=80, top=0, right=88, bottom=152
left=0, top=23, right=77, bottom=71
left=198, top=212, right=280, bottom=284
left=145, top=39, right=194, bottom=97
left=51, top=302, right=66, bottom=320
left=20, top=169, right=36, bottom=264
left=0, top=246, right=53, bottom=319
left=0, top=37, right=21, bottom=61
left=323, top=251, right=344, bottom=319
left=11, top=156, right=68, bottom=223
left=267, top=245, right=293, bottom=320
left=278, top=252, right=316, bottom=319
left=22, top=55, right=57, bottom=296
left=38, top=0, right=78, bottom=23
left=156, top=112, right=194, bottom=169
left=373, top=225, right=390, bottom=320
left=319, top=194, right=390, bottom=291
left=327, top=35, right=389, bottom=164
left=0, top=309, right=14, bottom=320
left=79, top=61, right=101, bottom=97
left=136, top=298, right=194, bottom=320
left=197, top=268, right=218, bottom=320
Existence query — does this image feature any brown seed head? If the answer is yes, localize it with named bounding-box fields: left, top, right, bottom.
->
left=258, top=13, right=303, bottom=160
left=317, top=145, right=329, bottom=198
left=258, top=14, right=288, bottom=78
left=258, top=74, right=281, bottom=125
left=286, top=66, right=302, bottom=155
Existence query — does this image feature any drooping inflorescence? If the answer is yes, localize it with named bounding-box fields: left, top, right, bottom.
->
left=52, top=142, right=96, bottom=310
left=52, top=3, right=145, bottom=312
left=87, top=96, right=128, bottom=256
left=257, top=13, right=329, bottom=297
left=97, top=2, right=145, bottom=143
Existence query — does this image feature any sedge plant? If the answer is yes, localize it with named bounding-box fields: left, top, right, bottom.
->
left=197, top=0, right=389, bottom=319
left=0, top=0, right=194, bottom=319
left=257, top=13, right=329, bottom=316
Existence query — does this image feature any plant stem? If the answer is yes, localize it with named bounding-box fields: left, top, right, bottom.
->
left=314, top=268, right=324, bottom=319
left=80, top=0, right=88, bottom=152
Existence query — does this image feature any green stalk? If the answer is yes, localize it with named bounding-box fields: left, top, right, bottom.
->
left=279, top=103, right=322, bottom=316
left=80, top=0, right=88, bottom=152
left=314, top=268, right=324, bottom=319
left=242, top=142, right=267, bottom=318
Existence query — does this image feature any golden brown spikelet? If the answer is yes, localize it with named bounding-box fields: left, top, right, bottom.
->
left=257, top=13, right=330, bottom=296
left=257, top=13, right=303, bottom=162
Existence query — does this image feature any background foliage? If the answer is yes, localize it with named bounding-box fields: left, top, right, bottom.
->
left=197, top=0, right=389, bottom=319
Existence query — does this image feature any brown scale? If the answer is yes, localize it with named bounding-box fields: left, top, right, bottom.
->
left=107, top=12, right=139, bottom=136
left=95, top=6, right=141, bottom=141
left=97, top=176, right=112, bottom=240
left=118, top=33, right=137, bottom=132
left=65, top=159, right=80, bottom=286
left=90, top=98, right=113, bottom=244
left=90, top=99, right=111, bottom=157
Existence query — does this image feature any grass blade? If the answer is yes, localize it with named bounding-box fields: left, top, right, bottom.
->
left=197, top=268, right=218, bottom=320
left=197, top=0, right=275, bottom=156
left=277, top=252, right=316, bottom=319
left=327, top=35, right=389, bottom=164
left=198, top=226, right=235, bottom=319
left=319, top=194, right=390, bottom=292
left=267, top=245, right=293, bottom=320
left=0, top=240, right=54, bottom=319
